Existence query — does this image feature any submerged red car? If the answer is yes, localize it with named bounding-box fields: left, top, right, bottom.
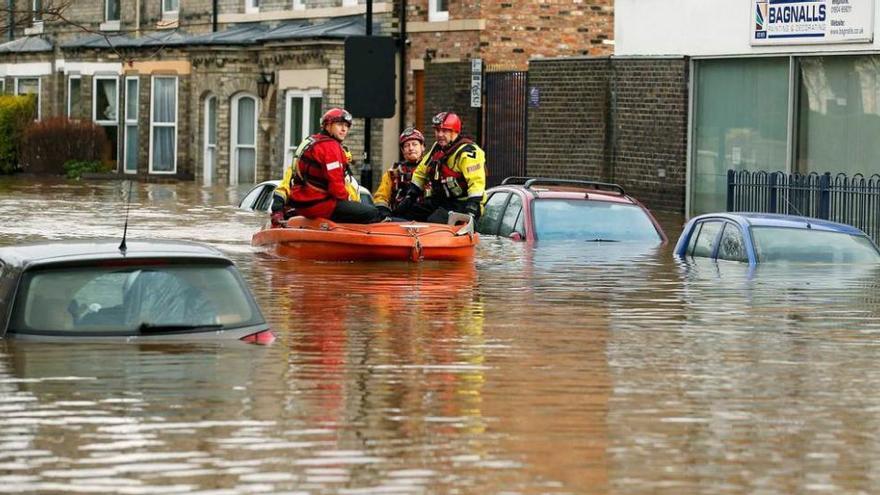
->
left=477, top=177, right=667, bottom=243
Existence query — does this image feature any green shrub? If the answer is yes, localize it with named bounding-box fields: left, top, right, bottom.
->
left=0, top=95, right=36, bottom=174
left=19, top=117, right=111, bottom=175
left=63, top=160, right=112, bottom=180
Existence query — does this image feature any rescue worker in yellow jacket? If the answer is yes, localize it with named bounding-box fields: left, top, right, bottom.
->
left=373, top=127, right=432, bottom=221
left=395, top=112, right=486, bottom=223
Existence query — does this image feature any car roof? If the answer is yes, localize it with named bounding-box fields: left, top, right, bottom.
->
left=692, top=212, right=868, bottom=235
left=0, top=239, right=231, bottom=268
left=489, top=177, right=638, bottom=205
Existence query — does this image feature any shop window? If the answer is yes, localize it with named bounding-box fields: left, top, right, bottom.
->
left=94, top=75, right=119, bottom=163
left=231, top=94, right=258, bottom=185
left=67, top=76, right=82, bottom=118
left=15, top=77, right=40, bottom=120
left=691, top=58, right=789, bottom=215
left=150, top=76, right=178, bottom=173
left=124, top=77, right=139, bottom=174
left=797, top=55, right=880, bottom=177
left=283, top=91, right=322, bottom=166
left=429, top=0, right=448, bottom=22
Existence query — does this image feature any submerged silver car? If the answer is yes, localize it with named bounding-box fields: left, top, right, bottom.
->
left=0, top=240, right=274, bottom=343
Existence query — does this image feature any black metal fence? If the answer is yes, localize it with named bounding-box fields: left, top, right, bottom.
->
left=484, top=71, right=527, bottom=187
left=727, top=169, right=880, bottom=244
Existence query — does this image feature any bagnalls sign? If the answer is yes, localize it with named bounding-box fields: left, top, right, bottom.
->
left=752, top=0, right=874, bottom=45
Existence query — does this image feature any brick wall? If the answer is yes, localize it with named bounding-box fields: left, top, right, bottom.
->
left=527, top=57, right=611, bottom=182
left=526, top=57, right=689, bottom=214
left=610, top=58, right=688, bottom=213
left=423, top=60, right=479, bottom=141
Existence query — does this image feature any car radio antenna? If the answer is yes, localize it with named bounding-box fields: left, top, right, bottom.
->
left=118, top=180, right=133, bottom=254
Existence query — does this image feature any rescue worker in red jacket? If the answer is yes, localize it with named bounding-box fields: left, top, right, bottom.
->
left=271, top=108, right=381, bottom=225
left=395, top=112, right=486, bottom=223
left=373, top=127, right=432, bottom=221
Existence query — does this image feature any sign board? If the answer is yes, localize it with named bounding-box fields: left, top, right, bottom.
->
left=528, top=86, right=540, bottom=108
left=470, top=58, right=482, bottom=108
left=751, top=0, right=874, bottom=45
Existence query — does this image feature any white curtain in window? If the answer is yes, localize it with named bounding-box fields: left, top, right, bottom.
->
left=151, top=78, right=177, bottom=172
left=96, top=79, right=117, bottom=122
left=236, top=97, right=256, bottom=184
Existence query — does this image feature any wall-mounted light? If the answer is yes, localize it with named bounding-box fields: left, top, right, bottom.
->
left=256, top=71, right=274, bottom=99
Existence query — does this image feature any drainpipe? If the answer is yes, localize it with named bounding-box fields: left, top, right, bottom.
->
left=212, top=0, right=218, bottom=32
left=362, top=0, right=373, bottom=188
left=135, top=0, right=140, bottom=34
left=398, top=0, right=406, bottom=134
left=7, top=0, right=14, bottom=41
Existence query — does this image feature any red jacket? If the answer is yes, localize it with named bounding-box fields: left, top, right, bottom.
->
left=290, top=133, right=350, bottom=219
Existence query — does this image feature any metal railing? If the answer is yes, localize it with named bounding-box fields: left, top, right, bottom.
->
left=727, top=169, right=880, bottom=244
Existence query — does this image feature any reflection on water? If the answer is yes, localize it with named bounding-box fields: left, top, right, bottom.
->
left=2, top=176, right=880, bottom=493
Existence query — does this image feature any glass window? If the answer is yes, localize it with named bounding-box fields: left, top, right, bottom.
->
left=124, top=77, right=138, bottom=174
left=477, top=192, right=509, bottom=235
left=498, top=194, right=523, bottom=238
left=797, top=55, right=880, bottom=176
left=106, top=0, right=120, bottom=21
left=752, top=226, right=880, bottom=263
left=203, top=96, right=217, bottom=185
left=717, top=223, right=747, bottom=262
left=284, top=92, right=321, bottom=166
left=150, top=76, right=177, bottom=173
left=245, top=0, right=259, bottom=12
left=692, top=58, right=789, bottom=215
left=232, top=94, right=257, bottom=184
left=94, top=76, right=119, bottom=163
left=67, top=76, right=81, bottom=118
left=532, top=199, right=662, bottom=242
left=428, top=0, right=448, bottom=21
left=32, top=0, right=42, bottom=21
left=8, top=264, right=263, bottom=336
left=15, top=77, right=40, bottom=120
left=163, top=0, right=178, bottom=15
left=689, top=220, right=723, bottom=258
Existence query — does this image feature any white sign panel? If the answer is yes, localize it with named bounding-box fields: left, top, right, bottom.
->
left=470, top=58, right=482, bottom=108
left=752, top=0, right=874, bottom=45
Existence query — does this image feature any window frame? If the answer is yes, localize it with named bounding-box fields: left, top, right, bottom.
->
left=283, top=90, right=322, bottom=166
left=92, top=75, right=119, bottom=126
left=105, top=0, right=120, bottom=21
left=687, top=220, right=724, bottom=259
left=428, top=0, right=448, bottom=22
left=230, top=93, right=259, bottom=185
left=123, top=76, right=139, bottom=174
left=162, top=0, right=179, bottom=17
left=245, top=0, right=259, bottom=14
left=498, top=192, right=525, bottom=238
left=477, top=191, right=511, bottom=236
left=15, top=76, right=41, bottom=120
left=149, top=75, right=179, bottom=175
left=67, top=75, right=81, bottom=118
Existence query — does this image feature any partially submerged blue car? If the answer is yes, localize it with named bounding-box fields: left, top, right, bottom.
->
left=0, top=240, right=274, bottom=343
left=674, top=213, right=880, bottom=265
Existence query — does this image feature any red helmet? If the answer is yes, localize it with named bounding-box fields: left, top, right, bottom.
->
left=321, top=107, right=353, bottom=127
left=432, top=112, right=461, bottom=133
left=399, top=127, right=424, bottom=146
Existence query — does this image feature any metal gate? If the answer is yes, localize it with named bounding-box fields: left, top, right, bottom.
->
left=484, top=71, right=527, bottom=187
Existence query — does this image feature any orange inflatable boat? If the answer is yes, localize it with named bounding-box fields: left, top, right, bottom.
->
left=252, top=215, right=479, bottom=262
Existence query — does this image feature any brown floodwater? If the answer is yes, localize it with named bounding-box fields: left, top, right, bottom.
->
left=2, top=176, right=880, bottom=494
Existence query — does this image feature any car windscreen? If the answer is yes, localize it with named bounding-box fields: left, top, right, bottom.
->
left=751, top=226, right=880, bottom=263
left=532, top=199, right=662, bottom=242
left=9, top=262, right=264, bottom=336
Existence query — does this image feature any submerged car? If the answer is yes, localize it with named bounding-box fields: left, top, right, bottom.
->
left=239, top=180, right=374, bottom=213
left=674, top=212, right=880, bottom=265
left=477, top=177, right=667, bottom=243
left=0, top=240, right=275, bottom=343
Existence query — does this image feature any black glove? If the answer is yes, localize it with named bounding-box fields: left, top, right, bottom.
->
left=463, top=197, right=482, bottom=220
left=376, top=205, right=392, bottom=219
left=392, top=184, right=422, bottom=216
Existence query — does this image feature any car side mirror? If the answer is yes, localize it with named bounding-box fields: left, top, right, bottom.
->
left=508, top=232, right=523, bottom=241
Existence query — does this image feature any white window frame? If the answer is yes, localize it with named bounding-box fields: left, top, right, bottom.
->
left=32, top=0, right=42, bottom=22
left=342, top=0, right=357, bottom=6
left=245, top=0, right=259, bottom=14
left=0, top=79, right=5, bottom=94
left=15, top=77, right=41, bottom=120
left=428, top=0, right=448, bottom=22
left=149, top=75, right=178, bottom=174
left=67, top=75, right=81, bottom=117
left=123, top=76, right=139, bottom=174
left=292, top=0, right=305, bottom=10
left=162, top=0, right=179, bottom=17
left=92, top=75, right=119, bottom=125
left=230, top=93, right=259, bottom=185
left=283, top=90, right=322, bottom=166
left=105, top=0, right=120, bottom=21
left=203, top=95, right=217, bottom=186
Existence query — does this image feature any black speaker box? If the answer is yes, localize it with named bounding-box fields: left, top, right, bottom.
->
left=344, top=36, right=396, bottom=118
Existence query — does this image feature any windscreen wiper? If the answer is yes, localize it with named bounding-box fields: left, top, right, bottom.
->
left=585, top=238, right=620, bottom=242
left=138, top=323, right=223, bottom=334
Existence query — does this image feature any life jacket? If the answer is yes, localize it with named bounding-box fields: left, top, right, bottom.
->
left=290, top=133, right=350, bottom=207
left=426, top=137, right=474, bottom=200
left=390, top=161, right=420, bottom=208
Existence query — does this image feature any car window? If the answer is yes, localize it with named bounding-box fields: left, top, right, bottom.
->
left=9, top=263, right=263, bottom=335
left=717, top=223, right=747, bottom=262
left=531, top=199, right=662, bottom=242
left=498, top=194, right=524, bottom=238
left=477, top=192, right=510, bottom=235
left=689, top=221, right=723, bottom=258
left=240, top=184, right=274, bottom=211
left=751, top=227, right=880, bottom=263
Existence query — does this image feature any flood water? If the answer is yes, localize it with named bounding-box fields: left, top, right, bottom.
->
left=3, top=176, right=880, bottom=494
